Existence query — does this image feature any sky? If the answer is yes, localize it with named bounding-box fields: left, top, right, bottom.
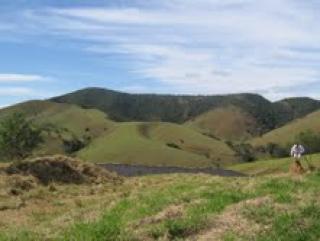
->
left=1, top=0, right=320, bottom=107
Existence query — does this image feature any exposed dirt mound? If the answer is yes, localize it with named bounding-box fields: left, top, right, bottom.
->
left=290, top=160, right=305, bottom=174
left=5, top=155, right=123, bottom=185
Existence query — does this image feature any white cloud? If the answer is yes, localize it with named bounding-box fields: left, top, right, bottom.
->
left=0, top=74, right=46, bottom=83
left=11, top=0, right=320, bottom=98
left=0, top=87, right=35, bottom=96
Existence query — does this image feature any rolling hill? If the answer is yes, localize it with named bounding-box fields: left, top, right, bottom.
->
left=0, top=100, right=238, bottom=166
left=0, top=100, right=115, bottom=156
left=251, top=110, right=320, bottom=147
left=78, top=122, right=237, bottom=167
left=52, top=87, right=320, bottom=136
left=52, top=88, right=275, bottom=128
left=1, top=88, right=320, bottom=167
left=0, top=100, right=114, bottom=136
left=185, top=106, right=260, bottom=141
left=273, top=97, right=320, bottom=126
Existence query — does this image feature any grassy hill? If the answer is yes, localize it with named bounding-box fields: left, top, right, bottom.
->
left=52, top=88, right=320, bottom=136
left=0, top=100, right=114, bottom=136
left=0, top=100, right=115, bottom=156
left=251, top=110, right=320, bottom=147
left=185, top=106, right=260, bottom=141
left=1, top=89, right=320, bottom=167
left=78, top=122, right=237, bottom=167
left=273, top=97, right=320, bottom=126
left=0, top=101, right=238, bottom=166
left=1, top=156, right=319, bottom=241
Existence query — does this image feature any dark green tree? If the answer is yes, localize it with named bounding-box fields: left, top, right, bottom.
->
left=0, top=113, right=43, bottom=160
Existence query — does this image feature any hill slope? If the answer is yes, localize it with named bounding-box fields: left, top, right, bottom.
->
left=52, top=88, right=320, bottom=136
left=251, top=110, right=320, bottom=147
left=78, top=122, right=237, bottom=167
left=0, top=101, right=238, bottom=166
left=185, top=106, right=260, bottom=141
left=0, top=100, right=114, bottom=155
left=0, top=100, right=114, bottom=136
left=273, top=97, right=320, bottom=126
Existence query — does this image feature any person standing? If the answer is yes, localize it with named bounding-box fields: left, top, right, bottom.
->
left=290, top=144, right=305, bottom=160
left=290, top=143, right=305, bottom=174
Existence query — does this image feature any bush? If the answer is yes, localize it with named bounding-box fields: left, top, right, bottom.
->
left=226, top=141, right=255, bottom=162
left=263, top=143, right=288, bottom=158
left=0, top=113, right=43, bottom=160
left=63, top=137, right=86, bottom=154
left=294, top=130, right=320, bottom=154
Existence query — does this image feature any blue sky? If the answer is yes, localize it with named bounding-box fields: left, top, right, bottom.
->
left=1, top=0, right=320, bottom=107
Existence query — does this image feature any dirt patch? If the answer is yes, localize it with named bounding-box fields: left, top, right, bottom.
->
left=187, top=197, right=272, bottom=241
left=290, top=161, right=305, bottom=175
left=136, top=204, right=185, bottom=227
left=4, top=155, right=123, bottom=185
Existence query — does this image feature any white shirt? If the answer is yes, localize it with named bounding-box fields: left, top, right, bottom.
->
left=290, top=144, right=305, bottom=156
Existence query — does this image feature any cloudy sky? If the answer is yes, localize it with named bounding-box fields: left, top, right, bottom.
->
left=1, top=0, right=320, bottom=107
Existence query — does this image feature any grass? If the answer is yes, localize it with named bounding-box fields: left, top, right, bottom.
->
left=185, top=106, right=259, bottom=141
left=240, top=174, right=320, bottom=241
left=78, top=122, right=236, bottom=167
left=230, top=153, right=320, bottom=175
left=145, top=122, right=235, bottom=162
left=0, top=100, right=115, bottom=157
left=0, top=101, right=239, bottom=167
left=1, top=169, right=319, bottom=241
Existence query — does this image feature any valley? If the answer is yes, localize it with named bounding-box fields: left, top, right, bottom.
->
left=0, top=88, right=320, bottom=241
left=1, top=88, right=320, bottom=167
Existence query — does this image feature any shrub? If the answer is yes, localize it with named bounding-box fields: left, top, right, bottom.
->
left=226, top=141, right=255, bottom=162
left=63, top=137, right=86, bottom=154
left=265, top=143, right=288, bottom=158
left=0, top=113, right=43, bottom=160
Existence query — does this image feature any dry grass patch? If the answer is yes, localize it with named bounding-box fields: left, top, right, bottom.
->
left=4, top=155, right=122, bottom=185
left=0, top=155, right=125, bottom=240
left=136, top=204, right=185, bottom=227
left=187, top=197, right=272, bottom=241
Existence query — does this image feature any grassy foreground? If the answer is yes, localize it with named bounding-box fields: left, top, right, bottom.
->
left=0, top=167, right=320, bottom=241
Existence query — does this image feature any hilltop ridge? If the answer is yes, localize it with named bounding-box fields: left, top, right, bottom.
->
left=52, top=87, right=320, bottom=136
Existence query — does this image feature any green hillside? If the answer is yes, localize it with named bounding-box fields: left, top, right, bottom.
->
left=251, top=110, right=320, bottom=147
left=52, top=88, right=320, bottom=136
left=1, top=90, right=320, bottom=167
left=0, top=100, right=115, bottom=155
left=185, top=106, right=260, bottom=141
left=0, top=100, right=114, bottom=136
left=273, top=97, right=320, bottom=126
left=78, top=122, right=237, bottom=167
left=0, top=101, right=238, bottom=166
